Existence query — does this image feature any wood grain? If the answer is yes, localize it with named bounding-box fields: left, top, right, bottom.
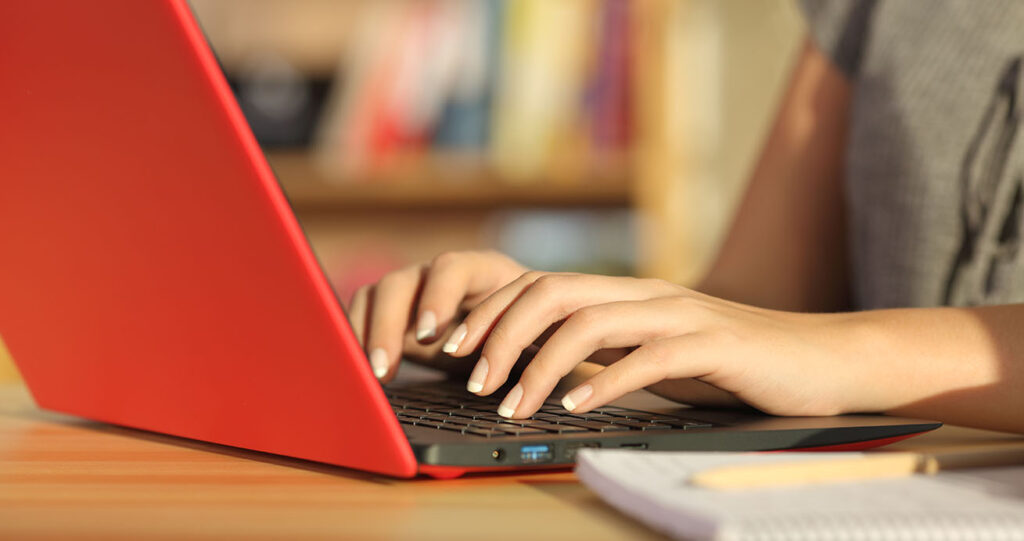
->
left=5, top=380, right=1023, bottom=540
left=0, top=384, right=664, bottom=540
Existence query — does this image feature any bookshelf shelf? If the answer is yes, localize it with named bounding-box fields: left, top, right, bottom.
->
left=268, top=152, right=633, bottom=212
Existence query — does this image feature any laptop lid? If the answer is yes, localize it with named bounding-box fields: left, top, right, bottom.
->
left=0, top=0, right=418, bottom=477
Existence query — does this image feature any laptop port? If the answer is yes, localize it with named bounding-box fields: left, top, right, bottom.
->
left=619, top=443, right=648, bottom=450
left=565, top=442, right=601, bottom=460
left=520, top=444, right=553, bottom=464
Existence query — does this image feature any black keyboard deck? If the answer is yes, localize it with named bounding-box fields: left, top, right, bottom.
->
left=386, top=385, right=714, bottom=438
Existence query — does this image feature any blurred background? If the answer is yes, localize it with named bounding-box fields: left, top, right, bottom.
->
left=0, top=0, right=804, bottom=382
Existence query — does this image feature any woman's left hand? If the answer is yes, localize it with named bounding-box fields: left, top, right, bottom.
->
left=440, top=272, right=866, bottom=419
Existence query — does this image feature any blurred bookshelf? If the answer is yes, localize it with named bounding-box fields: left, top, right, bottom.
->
left=269, top=151, right=632, bottom=212
left=190, top=0, right=804, bottom=299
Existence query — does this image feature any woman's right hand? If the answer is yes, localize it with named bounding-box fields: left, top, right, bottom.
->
left=347, top=250, right=529, bottom=382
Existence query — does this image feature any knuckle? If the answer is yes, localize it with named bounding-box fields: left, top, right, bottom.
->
left=520, top=270, right=547, bottom=283
left=709, top=325, right=742, bottom=347
left=430, top=250, right=462, bottom=270
left=638, top=342, right=673, bottom=372
left=527, top=275, right=578, bottom=320
left=644, top=277, right=684, bottom=294
left=669, top=294, right=704, bottom=314
left=376, top=270, right=405, bottom=291
left=485, top=322, right=514, bottom=347
left=349, top=285, right=369, bottom=304
left=530, top=273, right=561, bottom=293
left=565, top=306, right=601, bottom=339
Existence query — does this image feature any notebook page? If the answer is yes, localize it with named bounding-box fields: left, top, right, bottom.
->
left=575, top=450, right=1024, bottom=541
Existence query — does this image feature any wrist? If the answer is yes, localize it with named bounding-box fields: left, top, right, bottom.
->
left=823, top=311, right=900, bottom=414
left=825, top=307, right=1002, bottom=417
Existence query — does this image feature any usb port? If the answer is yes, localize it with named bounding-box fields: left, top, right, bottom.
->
left=619, top=443, right=648, bottom=450
left=520, top=444, right=554, bottom=464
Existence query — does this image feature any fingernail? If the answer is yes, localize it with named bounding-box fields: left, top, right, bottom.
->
left=415, top=310, right=437, bottom=341
left=442, top=323, right=467, bottom=354
left=369, top=348, right=389, bottom=379
left=497, top=383, right=523, bottom=418
left=562, top=384, right=593, bottom=412
left=466, top=357, right=488, bottom=393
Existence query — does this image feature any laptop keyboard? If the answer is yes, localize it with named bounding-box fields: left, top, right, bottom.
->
left=386, top=385, right=714, bottom=438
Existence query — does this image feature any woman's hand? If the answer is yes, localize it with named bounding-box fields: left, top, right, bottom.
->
left=441, top=272, right=867, bottom=419
left=347, top=250, right=529, bottom=381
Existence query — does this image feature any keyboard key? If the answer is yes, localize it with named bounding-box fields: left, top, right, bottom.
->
left=527, top=423, right=567, bottom=432
left=494, top=426, right=547, bottom=435
left=551, top=425, right=589, bottom=433
left=387, top=385, right=717, bottom=436
left=573, top=414, right=620, bottom=422
left=562, top=420, right=631, bottom=432
left=606, top=419, right=655, bottom=429
left=517, top=419, right=563, bottom=428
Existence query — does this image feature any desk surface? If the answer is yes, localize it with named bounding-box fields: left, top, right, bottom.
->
left=4, top=383, right=1024, bottom=540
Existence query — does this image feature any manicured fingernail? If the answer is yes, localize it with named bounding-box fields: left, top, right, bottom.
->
left=369, top=348, right=389, bottom=379
left=497, top=384, right=524, bottom=418
left=562, top=384, right=593, bottom=412
left=442, top=323, right=467, bottom=354
left=416, top=310, right=437, bottom=341
left=466, top=357, right=488, bottom=393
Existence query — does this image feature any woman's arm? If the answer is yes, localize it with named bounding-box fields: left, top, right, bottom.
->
left=698, top=37, right=851, bottom=313
left=438, top=272, right=1024, bottom=434
left=840, top=304, right=1024, bottom=434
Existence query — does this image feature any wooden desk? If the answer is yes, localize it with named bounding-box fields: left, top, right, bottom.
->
left=0, top=383, right=661, bottom=540
left=4, top=382, right=1024, bottom=540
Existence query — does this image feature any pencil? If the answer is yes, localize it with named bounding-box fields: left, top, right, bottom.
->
left=689, top=447, right=1024, bottom=490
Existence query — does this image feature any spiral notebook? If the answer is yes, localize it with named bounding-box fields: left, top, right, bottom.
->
left=575, top=450, right=1024, bottom=540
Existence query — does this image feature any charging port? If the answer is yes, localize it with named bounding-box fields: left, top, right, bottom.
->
left=520, top=444, right=554, bottom=464
left=619, top=443, right=648, bottom=450
left=565, top=442, right=601, bottom=460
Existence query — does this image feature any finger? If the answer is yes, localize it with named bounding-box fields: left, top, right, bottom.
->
left=366, top=264, right=425, bottom=382
left=559, top=334, right=720, bottom=414
left=348, top=285, right=372, bottom=347
left=442, top=270, right=547, bottom=359
left=472, top=275, right=679, bottom=398
left=497, top=298, right=690, bottom=418
left=415, top=251, right=505, bottom=345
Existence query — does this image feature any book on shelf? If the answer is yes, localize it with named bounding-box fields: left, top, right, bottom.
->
left=314, top=0, right=633, bottom=186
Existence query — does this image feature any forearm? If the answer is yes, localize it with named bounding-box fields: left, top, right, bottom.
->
left=697, top=38, right=851, bottom=313
left=838, top=304, right=1024, bottom=433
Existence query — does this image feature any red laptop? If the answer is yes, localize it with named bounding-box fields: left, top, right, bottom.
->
left=0, top=0, right=940, bottom=479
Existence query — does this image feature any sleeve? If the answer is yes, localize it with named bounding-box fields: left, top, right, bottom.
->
left=797, top=0, right=879, bottom=78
